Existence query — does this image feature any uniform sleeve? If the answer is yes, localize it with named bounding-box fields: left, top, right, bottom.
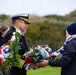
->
left=18, top=59, right=30, bottom=70
left=49, top=41, right=76, bottom=67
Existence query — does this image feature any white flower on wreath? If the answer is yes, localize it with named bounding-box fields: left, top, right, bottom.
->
left=16, top=29, right=21, bottom=34
left=10, top=32, right=16, bottom=41
left=0, top=54, right=5, bottom=62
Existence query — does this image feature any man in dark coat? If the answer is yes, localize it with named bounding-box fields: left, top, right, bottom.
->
left=38, top=22, right=76, bottom=75
left=2, top=13, right=39, bottom=75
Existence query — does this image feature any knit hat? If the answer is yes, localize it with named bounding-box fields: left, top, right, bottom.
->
left=66, top=22, right=76, bottom=35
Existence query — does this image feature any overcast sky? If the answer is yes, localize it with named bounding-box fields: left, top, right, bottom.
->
left=0, top=0, right=76, bottom=16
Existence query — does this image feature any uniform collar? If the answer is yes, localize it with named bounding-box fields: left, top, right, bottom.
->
left=13, top=26, right=22, bottom=35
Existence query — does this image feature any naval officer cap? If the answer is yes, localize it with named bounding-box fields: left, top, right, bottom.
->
left=11, top=13, right=30, bottom=24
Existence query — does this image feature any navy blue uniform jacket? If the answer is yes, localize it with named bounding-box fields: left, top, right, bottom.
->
left=2, top=26, right=28, bottom=75
left=49, top=38, right=76, bottom=75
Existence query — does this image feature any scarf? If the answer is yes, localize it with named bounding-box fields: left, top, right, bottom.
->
left=51, top=34, right=76, bottom=56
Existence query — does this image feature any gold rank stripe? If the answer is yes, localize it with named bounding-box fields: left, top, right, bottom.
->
left=18, top=59, right=25, bottom=69
left=20, top=17, right=28, bottom=21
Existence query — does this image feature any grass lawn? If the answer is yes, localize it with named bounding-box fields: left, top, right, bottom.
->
left=27, top=66, right=61, bottom=75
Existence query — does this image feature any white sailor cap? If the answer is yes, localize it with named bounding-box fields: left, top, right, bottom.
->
left=11, top=13, right=30, bottom=24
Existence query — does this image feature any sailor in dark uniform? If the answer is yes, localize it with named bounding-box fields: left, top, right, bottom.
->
left=2, top=13, right=39, bottom=75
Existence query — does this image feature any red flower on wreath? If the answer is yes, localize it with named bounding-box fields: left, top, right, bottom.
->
left=25, top=56, right=33, bottom=63
left=0, top=48, right=2, bottom=54
left=5, top=42, right=10, bottom=45
left=46, top=51, right=50, bottom=55
left=0, top=58, right=3, bottom=64
left=9, top=35, right=13, bottom=39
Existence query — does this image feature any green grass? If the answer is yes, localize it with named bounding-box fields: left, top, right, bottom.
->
left=27, top=66, right=61, bottom=75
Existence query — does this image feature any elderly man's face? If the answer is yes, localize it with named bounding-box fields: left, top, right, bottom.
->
left=19, top=20, right=28, bottom=34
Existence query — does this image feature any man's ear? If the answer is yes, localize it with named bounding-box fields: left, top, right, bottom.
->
left=16, top=20, right=20, bottom=24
